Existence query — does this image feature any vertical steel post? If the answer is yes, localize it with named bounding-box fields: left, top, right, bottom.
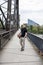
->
left=0, top=35, right=2, bottom=49
left=6, top=0, right=12, bottom=31
left=0, top=35, right=1, bottom=49
left=14, top=0, right=19, bottom=30
left=17, top=0, right=19, bottom=29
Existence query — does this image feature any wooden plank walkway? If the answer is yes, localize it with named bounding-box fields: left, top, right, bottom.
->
left=0, top=30, right=43, bottom=65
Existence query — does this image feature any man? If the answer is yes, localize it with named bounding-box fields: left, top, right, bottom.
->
left=20, top=24, right=27, bottom=51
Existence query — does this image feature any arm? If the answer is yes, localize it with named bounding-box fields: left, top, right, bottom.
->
left=25, top=28, right=27, bottom=37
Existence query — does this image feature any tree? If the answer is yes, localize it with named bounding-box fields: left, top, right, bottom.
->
left=30, top=25, right=33, bottom=32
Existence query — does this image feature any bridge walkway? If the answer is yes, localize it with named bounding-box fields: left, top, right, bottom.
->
left=0, top=30, right=43, bottom=65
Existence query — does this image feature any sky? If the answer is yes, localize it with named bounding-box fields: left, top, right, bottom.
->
left=0, top=0, right=14, bottom=17
left=0, top=0, right=43, bottom=26
left=19, top=0, right=43, bottom=25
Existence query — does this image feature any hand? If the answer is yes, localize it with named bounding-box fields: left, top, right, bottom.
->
left=25, top=33, right=27, bottom=38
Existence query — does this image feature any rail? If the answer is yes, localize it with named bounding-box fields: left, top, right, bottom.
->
left=27, top=32, right=43, bottom=52
left=0, top=29, right=16, bottom=49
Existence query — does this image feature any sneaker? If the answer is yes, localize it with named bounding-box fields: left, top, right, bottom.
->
left=21, top=47, right=24, bottom=51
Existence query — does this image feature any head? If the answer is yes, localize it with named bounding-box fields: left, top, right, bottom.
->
left=21, top=24, right=26, bottom=29
left=23, top=24, right=26, bottom=28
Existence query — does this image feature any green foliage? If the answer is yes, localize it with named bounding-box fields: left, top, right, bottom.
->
left=27, top=25, right=43, bottom=34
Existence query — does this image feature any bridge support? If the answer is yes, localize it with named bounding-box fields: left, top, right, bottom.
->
left=14, top=0, right=19, bottom=30
left=6, top=0, right=12, bottom=31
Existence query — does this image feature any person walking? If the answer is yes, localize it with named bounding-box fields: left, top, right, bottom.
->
left=20, top=24, right=27, bottom=51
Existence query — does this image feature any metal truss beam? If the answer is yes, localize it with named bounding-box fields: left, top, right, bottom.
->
left=0, top=1, right=8, bottom=6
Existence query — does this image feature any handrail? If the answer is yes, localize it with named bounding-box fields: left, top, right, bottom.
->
left=28, top=32, right=43, bottom=40
left=0, top=29, right=15, bottom=35
left=0, top=29, right=16, bottom=49
left=27, top=32, right=43, bottom=52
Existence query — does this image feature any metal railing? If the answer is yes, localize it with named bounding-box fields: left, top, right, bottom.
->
left=27, top=32, right=43, bottom=52
left=0, top=29, right=17, bottom=49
